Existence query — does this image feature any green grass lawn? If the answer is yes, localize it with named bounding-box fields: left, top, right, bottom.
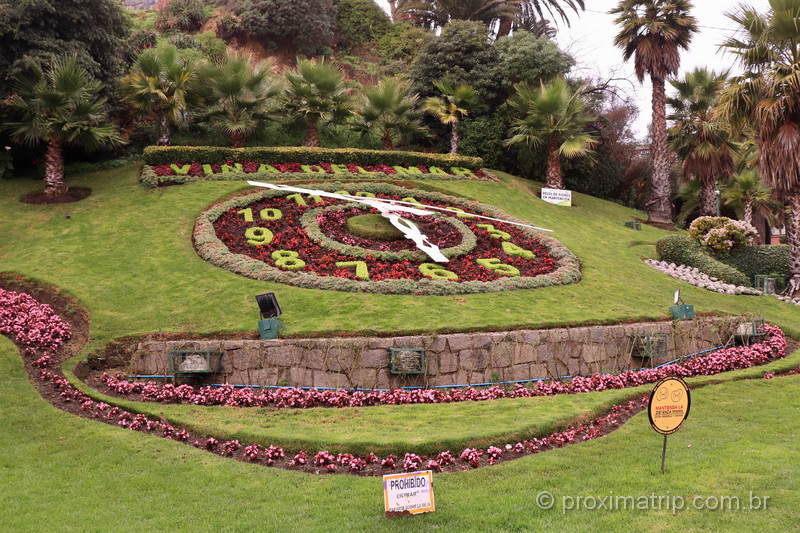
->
left=2, top=164, right=799, bottom=356
left=3, top=165, right=800, bottom=531
left=3, top=336, right=799, bottom=532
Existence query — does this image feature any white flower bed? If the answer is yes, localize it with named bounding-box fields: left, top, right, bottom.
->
left=773, top=294, right=800, bottom=306
left=644, top=259, right=761, bottom=295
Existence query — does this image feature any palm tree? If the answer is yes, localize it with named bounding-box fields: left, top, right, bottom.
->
left=667, top=68, right=736, bottom=216
left=353, top=78, right=428, bottom=150
left=505, top=78, right=596, bottom=189
left=723, top=169, right=776, bottom=228
left=498, top=0, right=586, bottom=37
left=122, top=45, right=199, bottom=146
left=675, top=180, right=702, bottom=227
left=201, top=54, right=280, bottom=148
left=611, top=0, right=698, bottom=225
left=397, top=0, right=519, bottom=29
left=717, top=0, right=800, bottom=292
left=283, top=58, right=351, bottom=147
left=422, top=80, right=478, bottom=154
left=4, top=56, right=121, bottom=197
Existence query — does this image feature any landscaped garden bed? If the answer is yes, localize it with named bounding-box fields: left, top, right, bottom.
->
left=194, top=182, right=581, bottom=294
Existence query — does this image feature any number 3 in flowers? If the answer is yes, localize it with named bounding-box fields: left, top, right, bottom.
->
left=476, top=224, right=511, bottom=240
left=271, top=250, right=306, bottom=271
left=477, top=258, right=520, bottom=277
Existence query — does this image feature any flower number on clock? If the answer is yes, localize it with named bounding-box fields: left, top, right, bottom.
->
left=244, top=227, right=274, bottom=246
left=477, top=258, right=520, bottom=276
left=420, top=263, right=459, bottom=280
left=271, top=250, right=305, bottom=270
left=476, top=224, right=511, bottom=240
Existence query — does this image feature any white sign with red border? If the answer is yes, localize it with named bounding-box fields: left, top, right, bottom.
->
left=383, top=470, right=435, bottom=516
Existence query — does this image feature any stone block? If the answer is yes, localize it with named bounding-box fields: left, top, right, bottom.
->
left=512, top=363, right=530, bottom=381
left=425, top=336, right=447, bottom=353
left=513, top=343, right=537, bottom=365
left=446, top=334, right=473, bottom=352
left=362, top=349, right=388, bottom=369
left=461, top=349, right=487, bottom=371
left=438, top=353, right=459, bottom=374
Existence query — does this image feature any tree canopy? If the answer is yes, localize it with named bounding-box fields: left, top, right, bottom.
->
left=0, top=0, right=130, bottom=88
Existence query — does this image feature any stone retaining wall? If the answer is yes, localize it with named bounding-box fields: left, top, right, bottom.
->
left=127, top=317, right=742, bottom=389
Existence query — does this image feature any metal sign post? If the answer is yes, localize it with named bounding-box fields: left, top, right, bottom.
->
left=648, top=377, right=691, bottom=474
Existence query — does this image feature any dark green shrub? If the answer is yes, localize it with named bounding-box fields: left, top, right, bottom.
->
left=142, top=145, right=484, bottom=169
left=335, top=0, right=392, bottom=50
left=656, top=234, right=751, bottom=286
left=233, top=0, right=336, bottom=55
left=721, top=245, right=789, bottom=281
left=155, top=0, right=208, bottom=33
left=376, top=23, right=433, bottom=62
left=458, top=117, right=509, bottom=170
left=409, top=20, right=499, bottom=105
left=0, top=0, right=131, bottom=86
left=216, top=13, right=244, bottom=42
left=493, top=30, right=574, bottom=93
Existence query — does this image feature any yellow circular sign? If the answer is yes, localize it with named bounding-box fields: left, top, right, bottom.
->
left=648, top=377, right=691, bottom=435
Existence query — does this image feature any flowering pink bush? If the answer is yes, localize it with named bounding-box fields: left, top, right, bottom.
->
left=689, top=216, right=757, bottom=254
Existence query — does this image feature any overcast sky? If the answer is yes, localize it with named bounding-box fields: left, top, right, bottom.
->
left=374, top=0, right=771, bottom=139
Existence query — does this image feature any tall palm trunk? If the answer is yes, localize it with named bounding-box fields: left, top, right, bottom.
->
left=545, top=138, right=563, bottom=189
left=700, top=178, right=717, bottom=216
left=497, top=16, right=514, bottom=37
left=157, top=115, right=171, bottom=146
left=648, top=75, right=673, bottom=225
left=230, top=131, right=245, bottom=149
left=449, top=122, right=459, bottom=154
left=382, top=131, right=394, bottom=150
left=785, top=194, right=800, bottom=296
left=304, top=119, right=321, bottom=147
left=44, top=136, right=67, bottom=197
left=743, top=201, right=753, bottom=227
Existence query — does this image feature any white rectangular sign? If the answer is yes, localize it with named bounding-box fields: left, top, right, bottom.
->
left=541, top=187, right=573, bottom=206
left=383, top=470, right=435, bottom=516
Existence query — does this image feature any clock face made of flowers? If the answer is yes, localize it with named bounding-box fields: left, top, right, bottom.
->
left=194, top=182, right=582, bottom=295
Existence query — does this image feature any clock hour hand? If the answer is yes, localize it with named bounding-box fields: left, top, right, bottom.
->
left=383, top=212, right=449, bottom=263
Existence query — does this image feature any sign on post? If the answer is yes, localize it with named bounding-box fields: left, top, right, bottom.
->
left=648, top=377, right=691, bottom=473
left=383, top=470, right=435, bottom=517
left=540, top=188, right=573, bottom=207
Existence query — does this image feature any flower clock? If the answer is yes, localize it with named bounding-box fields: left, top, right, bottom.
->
left=194, top=182, right=581, bottom=294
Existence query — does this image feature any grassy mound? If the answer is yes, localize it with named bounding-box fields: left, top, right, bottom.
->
left=345, top=213, right=405, bottom=241
left=4, top=336, right=800, bottom=531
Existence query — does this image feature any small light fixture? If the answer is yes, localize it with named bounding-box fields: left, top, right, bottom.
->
left=255, top=293, right=282, bottom=339
left=255, top=293, right=282, bottom=318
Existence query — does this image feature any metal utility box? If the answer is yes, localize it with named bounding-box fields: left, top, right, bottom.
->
left=167, top=350, right=223, bottom=375
left=388, top=348, right=425, bottom=375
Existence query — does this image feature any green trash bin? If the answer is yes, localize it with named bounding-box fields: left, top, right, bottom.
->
left=258, top=317, right=281, bottom=340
